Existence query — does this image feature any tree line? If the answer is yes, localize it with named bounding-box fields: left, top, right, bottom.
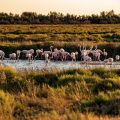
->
left=0, top=10, right=120, bottom=24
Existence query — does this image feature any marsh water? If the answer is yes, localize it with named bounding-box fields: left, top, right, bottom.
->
left=1, top=60, right=120, bottom=70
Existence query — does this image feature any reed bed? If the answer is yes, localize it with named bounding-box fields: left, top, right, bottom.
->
left=0, top=24, right=120, bottom=57
left=0, top=66, right=119, bottom=119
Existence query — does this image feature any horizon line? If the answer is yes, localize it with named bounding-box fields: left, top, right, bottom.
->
left=0, top=10, right=119, bottom=16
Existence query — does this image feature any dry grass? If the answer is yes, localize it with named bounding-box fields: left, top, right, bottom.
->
left=0, top=67, right=120, bottom=119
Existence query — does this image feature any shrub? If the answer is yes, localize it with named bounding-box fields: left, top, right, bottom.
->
left=0, top=67, right=17, bottom=83
left=28, top=72, right=59, bottom=87
left=91, top=68, right=118, bottom=78
left=58, top=73, right=85, bottom=87
left=83, top=75, right=101, bottom=84
left=0, top=90, right=14, bottom=116
left=65, top=80, right=90, bottom=101
left=13, top=102, right=26, bottom=119
left=92, top=79, right=120, bottom=94
left=64, top=69, right=91, bottom=76
left=80, top=92, right=120, bottom=115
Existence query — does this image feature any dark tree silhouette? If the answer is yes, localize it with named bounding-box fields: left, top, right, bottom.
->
left=0, top=10, right=120, bottom=24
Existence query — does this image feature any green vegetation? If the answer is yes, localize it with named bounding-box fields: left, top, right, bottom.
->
left=0, top=10, right=120, bottom=24
left=0, top=24, right=120, bottom=57
left=0, top=23, right=120, bottom=119
left=0, top=66, right=120, bottom=119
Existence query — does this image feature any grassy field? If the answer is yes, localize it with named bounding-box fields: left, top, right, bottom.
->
left=0, top=24, right=120, bottom=119
left=0, top=24, right=120, bottom=43
left=0, top=24, right=120, bottom=57
left=0, top=66, right=120, bottom=119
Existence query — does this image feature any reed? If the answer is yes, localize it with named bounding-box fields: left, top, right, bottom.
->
left=0, top=66, right=120, bottom=119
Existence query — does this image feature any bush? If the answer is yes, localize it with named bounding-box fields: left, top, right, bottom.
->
left=92, top=79, right=120, bottom=94
left=84, top=75, right=101, bottom=84
left=0, top=66, right=119, bottom=118
left=80, top=92, right=120, bottom=115
left=0, top=90, right=14, bottom=115
left=0, top=67, right=17, bottom=83
left=91, top=68, right=118, bottom=78
left=28, top=72, right=59, bottom=87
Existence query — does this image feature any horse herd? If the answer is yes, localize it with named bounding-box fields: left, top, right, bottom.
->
left=0, top=45, right=120, bottom=66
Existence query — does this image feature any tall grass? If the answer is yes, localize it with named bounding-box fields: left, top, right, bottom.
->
left=0, top=66, right=120, bottom=119
left=0, top=24, right=120, bottom=57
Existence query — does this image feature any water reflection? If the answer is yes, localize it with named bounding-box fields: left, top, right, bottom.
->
left=1, top=60, right=120, bottom=70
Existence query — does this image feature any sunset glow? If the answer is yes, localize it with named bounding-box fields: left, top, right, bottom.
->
left=1, top=0, right=120, bottom=15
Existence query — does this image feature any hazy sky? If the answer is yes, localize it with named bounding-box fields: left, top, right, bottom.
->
left=0, top=0, right=120, bottom=15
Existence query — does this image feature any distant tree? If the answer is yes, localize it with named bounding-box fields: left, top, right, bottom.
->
left=0, top=10, right=120, bottom=24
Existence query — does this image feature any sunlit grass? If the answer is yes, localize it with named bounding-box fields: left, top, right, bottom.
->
left=0, top=24, right=120, bottom=119
left=0, top=66, right=120, bottom=119
left=0, top=24, right=120, bottom=56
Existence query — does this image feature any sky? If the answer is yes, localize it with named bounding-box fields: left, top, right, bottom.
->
left=0, top=0, right=120, bottom=15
